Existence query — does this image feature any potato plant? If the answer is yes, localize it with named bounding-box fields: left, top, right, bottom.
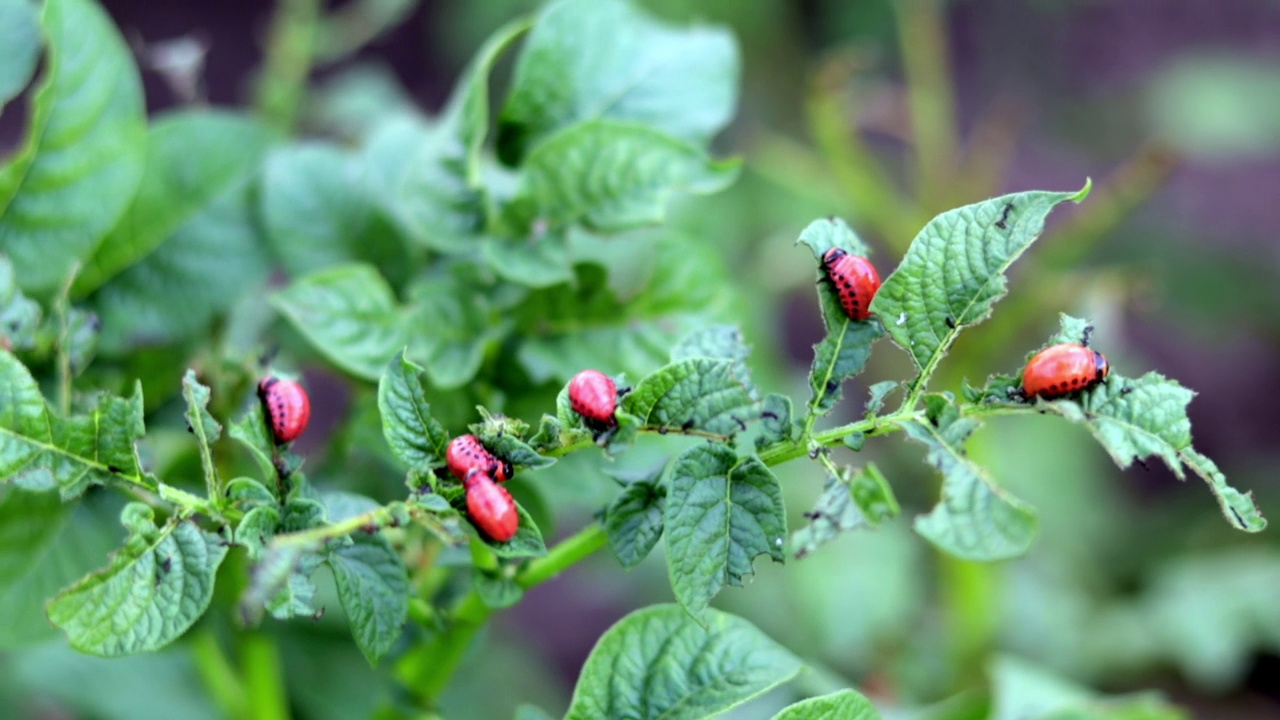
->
left=0, top=0, right=1266, bottom=717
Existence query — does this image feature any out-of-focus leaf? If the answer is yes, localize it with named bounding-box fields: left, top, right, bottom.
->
left=790, top=464, right=898, bottom=560
left=498, top=0, right=738, bottom=162
left=771, top=690, right=881, bottom=720
left=0, top=0, right=146, bottom=292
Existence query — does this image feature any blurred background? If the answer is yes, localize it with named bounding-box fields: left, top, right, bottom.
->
left=2, top=0, right=1279, bottom=717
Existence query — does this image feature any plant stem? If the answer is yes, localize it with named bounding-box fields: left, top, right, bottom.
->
left=413, top=523, right=608, bottom=705
left=241, top=632, right=289, bottom=720
left=758, top=409, right=918, bottom=467
left=190, top=627, right=248, bottom=719
left=895, top=0, right=958, bottom=212
left=255, top=0, right=320, bottom=135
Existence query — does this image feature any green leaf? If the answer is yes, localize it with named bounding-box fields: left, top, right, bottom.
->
left=91, top=180, right=272, bottom=354
left=181, top=369, right=222, bottom=498
left=74, top=111, right=272, bottom=295
left=403, top=271, right=503, bottom=389
left=796, top=218, right=886, bottom=417
left=498, top=0, right=738, bottom=162
left=664, top=444, right=785, bottom=619
left=238, top=543, right=318, bottom=624
left=791, top=464, right=899, bottom=560
left=1054, top=373, right=1265, bottom=532
left=473, top=568, right=523, bottom=609
left=0, top=0, right=146, bottom=292
left=391, top=19, right=530, bottom=252
left=605, top=470, right=666, bottom=569
left=228, top=404, right=281, bottom=489
left=261, top=143, right=408, bottom=279
left=990, top=655, right=1187, bottom=720
left=622, top=358, right=760, bottom=438
left=473, top=430, right=556, bottom=472
left=0, top=0, right=40, bottom=109
left=0, top=254, right=41, bottom=350
left=377, top=351, right=450, bottom=470
left=1, top=352, right=148, bottom=499
left=564, top=604, right=802, bottom=720
left=515, top=235, right=728, bottom=384
left=514, top=705, right=556, bottom=720
left=481, top=228, right=573, bottom=288
left=865, top=381, right=898, bottom=416
left=467, top=500, right=547, bottom=560
left=755, top=393, right=795, bottom=450
left=517, top=120, right=739, bottom=232
left=771, top=690, right=881, bottom=720
left=265, top=550, right=324, bottom=621
left=272, top=263, right=405, bottom=381
left=0, top=489, right=121, bottom=648
left=225, top=476, right=277, bottom=510
left=869, top=182, right=1091, bottom=378
left=47, top=503, right=228, bottom=656
left=902, top=395, right=1037, bottom=561
left=328, top=534, right=409, bottom=665
left=670, top=324, right=753, bottom=388
left=61, top=307, right=100, bottom=375
left=234, top=505, right=280, bottom=561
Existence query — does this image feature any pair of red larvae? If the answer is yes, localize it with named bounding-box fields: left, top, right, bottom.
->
left=818, top=249, right=1109, bottom=398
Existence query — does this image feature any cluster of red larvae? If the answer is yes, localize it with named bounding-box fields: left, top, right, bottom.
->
left=817, top=246, right=1109, bottom=399
left=255, top=369, right=621, bottom=545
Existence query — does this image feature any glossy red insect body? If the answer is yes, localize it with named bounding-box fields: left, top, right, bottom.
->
left=821, top=248, right=881, bottom=321
left=447, top=434, right=513, bottom=483
left=464, top=469, right=518, bottom=542
left=1021, top=343, right=1110, bottom=400
left=258, top=377, right=311, bottom=444
left=569, top=369, right=618, bottom=428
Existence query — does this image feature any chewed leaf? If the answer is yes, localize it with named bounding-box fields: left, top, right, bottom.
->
left=1, top=352, right=148, bottom=499
left=181, top=370, right=221, bottom=496
left=1041, top=373, right=1265, bottom=533
left=790, top=464, right=899, bottom=560
left=664, top=444, right=785, bottom=619
left=564, top=604, right=801, bottom=720
left=797, top=218, right=884, bottom=418
left=903, top=396, right=1038, bottom=561
left=755, top=393, right=795, bottom=450
left=621, top=358, right=760, bottom=438
left=870, top=183, right=1091, bottom=377
left=47, top=503, right=228, bottom=656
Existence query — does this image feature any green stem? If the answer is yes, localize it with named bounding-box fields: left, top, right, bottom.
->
left=158, top=483, right=225, bottom=521
left=895, top=0, right=958, bottom=212
left=255, top=0, right=320, bottom=135
left=413, top=523, right=609, bottom=705
left=190, top=627, right=247, bottom=719
left=241, top=632, right=289, bottom=720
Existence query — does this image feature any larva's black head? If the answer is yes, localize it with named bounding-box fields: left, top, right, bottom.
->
left=257, top=376, right=277, bottom=400
left=502, top=461, right=514, bottom=481
left=822, top=247, right=847, bottom=266
left=1093, top=350, right=1110, bottom=380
